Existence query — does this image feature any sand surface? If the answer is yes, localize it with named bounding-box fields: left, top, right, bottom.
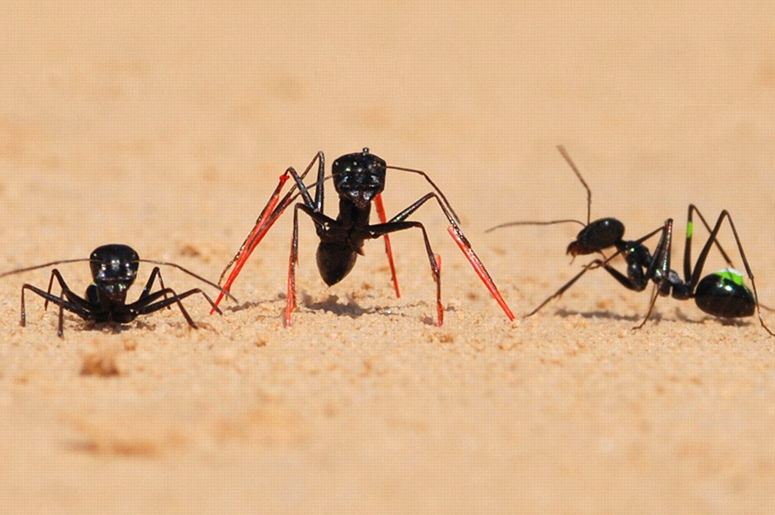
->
left=1, top=2, right=775, bottom=513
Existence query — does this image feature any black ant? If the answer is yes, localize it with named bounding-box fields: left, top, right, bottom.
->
left=0, top=244, right=235, bottom=337
left=212, top=148, right=515, bottom=326
left=487, top=145, right=774, bottom=335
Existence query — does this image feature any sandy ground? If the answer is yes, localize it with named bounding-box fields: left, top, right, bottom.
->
left=1, top=1, right=775, bottom=513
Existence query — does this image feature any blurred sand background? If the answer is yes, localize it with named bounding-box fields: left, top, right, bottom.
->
left=1, top=1, right=775, bottom=513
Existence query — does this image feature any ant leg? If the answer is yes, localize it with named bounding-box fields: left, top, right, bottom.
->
left=212, top=173, right=293, bottom=310
left=368, top=220, right=444, bottom=325
left=57, top=288, right=66, bottom=337
left=687, top=211, right=746, bottom=289
left=44, top=273, right=55, bottom=311
left=280, top=158, right=340, bottom=327
left=41, top=268, right=95, bottom=312
left=686, top=211, right=775, bottom=337
left=374, top=193, right=400, bottom=298
left=135, top=267, right=171, bottom=310
left=526, top=256, right=651, bottom=320
left=684, top=204, right=736, bottom=280
left=525, top=261, right=601, bottom=317
left=526, top=224, right=669, bottom=318
left=600, top=220, right=677, bottom=331
left=132, top=287, right=221, bottom=328
left=284, top=203, right=340, bottom=327
left=139, top=288, right=196, bottom=327
left=42, top=270, right=89, bottom=334
left=286, top=204, right=302, bottom=326
left=378, top=192, right=514, bottom=321
left=597, top=261, right=649, bottom=292
left=632, top=221, right=674, bottom=330
left=42, top=270, right=69, bottom=335
left=21, top=270, right=92, bottom=337
left=446, top=226, right=513, bottom=320
left=212, top=153, right=325, bottom=311
left=632, top=285, right=663, bottom=331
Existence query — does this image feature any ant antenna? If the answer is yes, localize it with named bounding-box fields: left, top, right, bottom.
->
left=386, top=165, right=462, bottom=224
left=0, top=259, right=88, bottom=277
left=484, top=145, right=592, bottom=233
left=484, top=218, right=586, bottom=233
left=138, top=259, right=238, bottom=301
left=0, top=257, right=237, bottom=302
left=556, top=145, right=592, bottom=226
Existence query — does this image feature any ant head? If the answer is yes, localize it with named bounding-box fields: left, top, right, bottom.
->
left=566, top=218, right=625, bottom=256
left=332, top=148, right=387, bottom=209
left=89, top=244, right=140, bottom=296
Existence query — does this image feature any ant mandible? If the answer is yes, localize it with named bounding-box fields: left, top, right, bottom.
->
left=0, top=244, right=234, bottom=337
left=212, top=148, right=515, bottom=326
left=487, top=145, right=774, bottom=335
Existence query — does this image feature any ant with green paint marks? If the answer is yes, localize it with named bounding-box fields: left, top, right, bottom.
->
left=487, top=145, right=774, bottom=335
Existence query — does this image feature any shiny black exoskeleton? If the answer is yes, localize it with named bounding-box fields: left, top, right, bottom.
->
left=694, top=269, right=755, bottom=318
left=283, top=148, right=514, bottom=325
left=314, top=151, right=388, bottom=286
left=576, top=209, right=768, bottom=334
left=213, top=148, right=515, bottom=326
left=566, top=218, right=624, bottom=257
left=0, top=244, right=227, bottom=337
left=81, top=244, right=143, bottom=322
left=487, top=145, right=772, bottom=335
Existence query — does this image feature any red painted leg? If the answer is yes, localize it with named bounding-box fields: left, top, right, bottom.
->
left=374, top=193, right=400, bottom=298
left=434, top=254, right=443, bottom=326
left=284, top=250, right=296, bottom=327
left=211, top=173, right=291, bottom=312
left=447, top=225, right=515, bottom=321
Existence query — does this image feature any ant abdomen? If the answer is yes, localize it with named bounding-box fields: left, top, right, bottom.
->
left=694, top=269, right=756, bottom=318
left=317, top=241, right=358, bottom=286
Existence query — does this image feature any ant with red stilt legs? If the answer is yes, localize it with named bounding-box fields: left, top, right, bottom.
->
left=212, top=148, right=515, bottom=326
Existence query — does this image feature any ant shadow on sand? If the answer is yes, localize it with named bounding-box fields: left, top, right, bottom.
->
left=554, top=304, right=755, bottom=330
left=302, top=293, right=451, bottom=324
left=553, top=307, right=645, bottom=323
